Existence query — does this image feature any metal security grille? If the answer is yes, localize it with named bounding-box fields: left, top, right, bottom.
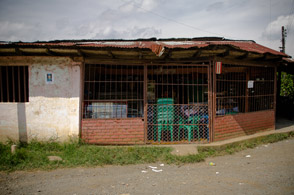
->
left=147, top=104, right=209, bottom=143
left=0, top=66, right=29, bottom=102
left=216, top=64, right=275, bottom=116
left=83, top=64, right=144, bottom=119
left=146, top=65, right=210, bottom=143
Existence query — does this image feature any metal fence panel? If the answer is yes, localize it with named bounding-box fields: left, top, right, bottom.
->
left=147, top=104, right=209, bottom=143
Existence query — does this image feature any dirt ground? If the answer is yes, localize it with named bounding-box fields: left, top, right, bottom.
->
left=1, top=138, right=294, bottom=195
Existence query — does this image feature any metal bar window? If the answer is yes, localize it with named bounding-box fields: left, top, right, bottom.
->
left=0, top=66, right=29, bottom=103
left=216, top=64, right=275, bottom=116
left=83, top=64, right=144, bottom=119
left=0, top=67, right=3, bottom=102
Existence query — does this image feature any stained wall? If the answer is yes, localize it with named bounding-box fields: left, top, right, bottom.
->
left=0, top=56, right=82, bottom=142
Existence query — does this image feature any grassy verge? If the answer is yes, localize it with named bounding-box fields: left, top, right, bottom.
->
left=198, top=131, right=294, bottom=157
left=1, top=132, right=293, bottom=171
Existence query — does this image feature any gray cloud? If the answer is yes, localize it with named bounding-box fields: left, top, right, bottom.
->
left=0, top=0, right=293, bottom=56
left=92, top=26, right=162, bottom=39
left=0, top=21, right=40, bottom=41
left=262, top=14, right=294, bottom=41
left=206, top=2, right=224, bottom=12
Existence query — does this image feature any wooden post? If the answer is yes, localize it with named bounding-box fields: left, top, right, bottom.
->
left=212, top=61, right=216, bottom=142
left=245, top=68, right=250, bottom=112
left=208, top=61, right=213, bottom=143
left=274, top=66, right=277, bottom=129
left=143, top=64, right=148, bottom=144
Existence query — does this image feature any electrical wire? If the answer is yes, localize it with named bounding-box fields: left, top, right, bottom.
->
left=120, top=0, right=238, bottom=39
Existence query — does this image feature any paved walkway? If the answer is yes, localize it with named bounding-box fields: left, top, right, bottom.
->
left=169, top=118, right=294, bottom=156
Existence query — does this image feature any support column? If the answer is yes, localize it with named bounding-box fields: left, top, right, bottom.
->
left=245, top=69, right=250, bottom=113
left=143, top=64, right=148, bottom=144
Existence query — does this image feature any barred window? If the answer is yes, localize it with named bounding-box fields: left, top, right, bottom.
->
left=83, top=64, right=144, bottom=119
left=216, top=65, right=274, bottom=116
left=0, top=66, right=29, bottom=102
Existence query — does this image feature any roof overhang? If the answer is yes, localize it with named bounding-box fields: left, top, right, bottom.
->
left=280, top=57, right=294, bottom=74
left=0, top=38, right=290, bottom=66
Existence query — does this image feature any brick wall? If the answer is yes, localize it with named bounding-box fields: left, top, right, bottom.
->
left=82, top=118, right=145, bottom=144
left=214, top=110, right=275, bottom=141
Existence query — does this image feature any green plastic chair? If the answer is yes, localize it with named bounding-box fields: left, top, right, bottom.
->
left=178, top=115, right=200, bottom=142
left=156, top=98, right=174, bottom=142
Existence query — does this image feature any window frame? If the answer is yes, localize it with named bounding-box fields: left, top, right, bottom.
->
left=215, top=64, right=275, bottom=116
left=0, top=66, right=29, bottom=103
left=83, top=64, right=144, bottom=119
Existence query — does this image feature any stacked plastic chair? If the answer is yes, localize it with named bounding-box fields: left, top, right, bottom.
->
left=156, top=98, right=174, bottom=142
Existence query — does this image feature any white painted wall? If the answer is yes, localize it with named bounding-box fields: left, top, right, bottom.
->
left=0, top=103, right=21, bottom=141
left=0, top=57, right=82, bottom=142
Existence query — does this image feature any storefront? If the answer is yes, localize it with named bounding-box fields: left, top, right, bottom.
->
left=0, top=38, right=289, bottom=144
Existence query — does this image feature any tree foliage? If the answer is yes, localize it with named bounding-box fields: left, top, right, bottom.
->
left=280, top=72, right=294, bottom=99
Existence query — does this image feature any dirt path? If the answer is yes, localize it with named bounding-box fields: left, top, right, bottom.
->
left=1, top=139, right=294, bottom=195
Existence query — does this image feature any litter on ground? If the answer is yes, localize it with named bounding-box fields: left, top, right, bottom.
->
left=209, top=162, right=216, bottom=166
left=152, top=169, right=163, bottom=173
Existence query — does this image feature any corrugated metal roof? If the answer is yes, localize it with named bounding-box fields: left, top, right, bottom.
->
left=283, top=57, right=294, bottom=63
left=0, top=39, right=288, bottom=57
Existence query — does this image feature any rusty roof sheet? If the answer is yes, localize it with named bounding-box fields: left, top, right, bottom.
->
left=0, top=39, right=288, bottom=57
left=283, top=57, right=294, bottom=63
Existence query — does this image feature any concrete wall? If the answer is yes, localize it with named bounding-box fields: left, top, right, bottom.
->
left=0, top=57, right=82, bottom=142
left=0, top=103, right=23, bottom=142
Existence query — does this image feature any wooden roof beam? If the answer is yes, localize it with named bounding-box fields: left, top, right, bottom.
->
left=192, top=50, right=202, bottom=58
left=255, top=53, right=282, bottom=61
left=138, top=51, right=143, bottom=59
left=237, top=52, right=249, bottom=59
left=15, top=48, right=23, bottom=55
left=45, top=48, right=55, bottom=56
left=217, top=49, right=230, bottom=57
left=77, top=49, right=84, bottom=57
left=108, top=51, right=115, bottom=59
left=163, top=49, right=172, bottom=60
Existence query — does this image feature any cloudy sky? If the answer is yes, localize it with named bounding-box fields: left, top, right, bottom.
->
left=0, top=0, right=293, bottom=57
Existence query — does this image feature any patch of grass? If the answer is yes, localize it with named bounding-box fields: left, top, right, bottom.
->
left=0, top=132, right=293, bottom=171
left=164, top=153, right=206, bottom=164
left=0, top=139, right=173, bottom=171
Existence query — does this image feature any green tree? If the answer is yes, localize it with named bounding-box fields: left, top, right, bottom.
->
left=280, top=72, right=294, bottom=99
